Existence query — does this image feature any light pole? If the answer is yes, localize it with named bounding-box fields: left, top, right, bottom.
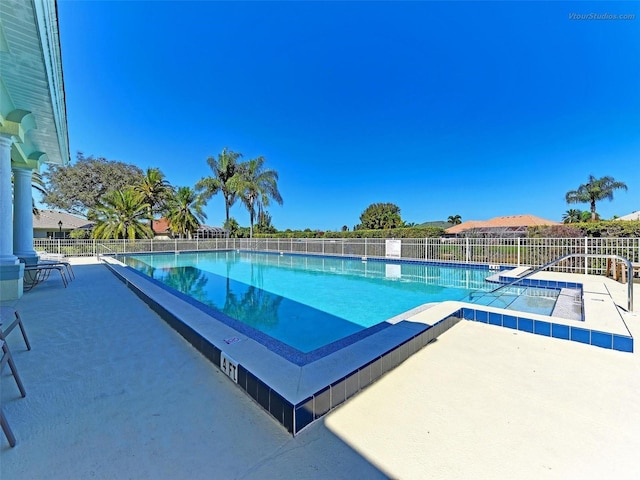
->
left=58, top=220, right=63, bottom=239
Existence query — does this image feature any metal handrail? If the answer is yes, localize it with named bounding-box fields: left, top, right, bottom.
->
left=470, top=254, right=634, bottom=312
left=96, top=243, right=119, bottom=261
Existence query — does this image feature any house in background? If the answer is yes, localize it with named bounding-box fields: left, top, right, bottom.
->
left=618, top=211, right=640, bottom=221
left=445, top=214, right=560, bottom=237
left=152, top=218, right=226, bottom=239
left=33, top=209, right=93, bottom=239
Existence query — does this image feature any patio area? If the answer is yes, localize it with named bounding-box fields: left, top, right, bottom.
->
left=2, top=258, right=640, bottom=479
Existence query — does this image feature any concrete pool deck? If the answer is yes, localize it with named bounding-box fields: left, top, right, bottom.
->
left=1, top=258, right=640, bottom=479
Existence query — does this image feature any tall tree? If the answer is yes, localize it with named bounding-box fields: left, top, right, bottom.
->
left=165, top=187, right=207, bottom=239
left=255, top=208, right=277, bottom=234
left=231, top=156, right=283, bottom=238
left=562, top=209, right=583, bottom=224
left=195, top=148, right=243, bottom=238
left=565, top=175, right=628, bottom=221
left=225, top=217, right=240, bottom=238
left=43, top=152, right=144, bottom=215
left=447, top=214, right=462, bottom=225
left=90, top=188, right=152, bottom=240
left=358, top=203, right=403, bottom=229
left=134, top=168, right=174, bottom=234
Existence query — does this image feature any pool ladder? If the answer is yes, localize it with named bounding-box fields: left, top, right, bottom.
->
left=469, top=254, right=634, bottom=313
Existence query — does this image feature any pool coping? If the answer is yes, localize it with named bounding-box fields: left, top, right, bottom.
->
left=101, top=254, right=634, bottom=435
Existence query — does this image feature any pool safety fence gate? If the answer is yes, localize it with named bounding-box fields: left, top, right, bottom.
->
left=34, top=237, right=640, bottom=276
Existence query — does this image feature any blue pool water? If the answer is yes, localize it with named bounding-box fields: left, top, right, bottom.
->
left=122, top=251, right=558, bottom=353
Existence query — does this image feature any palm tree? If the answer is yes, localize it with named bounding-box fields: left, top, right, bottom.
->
left=225, top=217, right=240, bottom=238
left=90, top=188, right=153, bottom=240
left=134, top=168, right=173, bottom=234
left=231, top=156, right=283, bottom=238
left=448, top=214, right=462, bottom=225
left=165, top=186, right=206, bottom=239
left=565, top=175, right=628, bottom=221
left=562, top=209, right=583, bottom=224
left=195, top=148, right=242, bottom=238
left=581, top=210, right=597, bottom=222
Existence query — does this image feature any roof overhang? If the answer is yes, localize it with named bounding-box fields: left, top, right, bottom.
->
left=0, top=0, right=69, bottom=171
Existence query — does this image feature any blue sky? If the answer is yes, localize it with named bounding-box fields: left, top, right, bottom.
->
left=56, top=1, right=640, bottom=230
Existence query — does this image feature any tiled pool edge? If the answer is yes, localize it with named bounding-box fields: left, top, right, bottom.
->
left=103, top=260, right=461, bottom=435
left=292, top=315, right=460, bottom=434
left=460, top=307, right=634, bottom=353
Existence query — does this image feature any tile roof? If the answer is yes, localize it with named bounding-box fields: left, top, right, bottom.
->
left=153, top=218, right=171, bottom=234
left=618, top=211, right=640, bottom=221
left=33, top=210, right=93, bottom=230
left=445, top=214, right=560, bottom=234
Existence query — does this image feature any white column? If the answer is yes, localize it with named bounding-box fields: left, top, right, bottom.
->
left=0, top=134, right=23, bottom=300
left=13, top=166, right=37, bottom=259
left=0, top=134, right=18, bottom=265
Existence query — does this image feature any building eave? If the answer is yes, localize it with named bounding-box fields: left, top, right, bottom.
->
left=0, top=0, right=70, bottom=170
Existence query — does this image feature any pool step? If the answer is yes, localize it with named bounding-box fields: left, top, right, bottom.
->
left=551, top=288, right=583, bottom=321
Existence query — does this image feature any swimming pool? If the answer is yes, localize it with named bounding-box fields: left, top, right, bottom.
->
left=121, top=251, right=559, bottom=353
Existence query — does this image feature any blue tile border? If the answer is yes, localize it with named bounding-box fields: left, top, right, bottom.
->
left=551, top=323, right=570, bottom=340
left=518, top=317, right=534, bottom=333
left=571, top=327, right=590, bottom=344
left=461, top=306, right=633, bottom=353
left=591, top=331, right=612, bottom=349
left=534, top=320, right=551, bottom=337
left=488, top=312, right=502, bottom=326
left=613, top=335, right=634, bottom=353
left=503, top=315, right=517, bottom=329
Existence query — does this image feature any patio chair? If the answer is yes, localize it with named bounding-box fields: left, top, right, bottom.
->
left=0, top=307, right=31, bottom=351
left=35, top=250, right=64, bottom=261
left=36, top=251, right=75, bottom=280
left=1, top=339, right=27, bottom=448
left=37, top=258, right=75, bottom=280
left=20, top=260, right=69, bottom=290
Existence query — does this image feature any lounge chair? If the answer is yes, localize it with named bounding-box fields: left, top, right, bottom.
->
left=35, top=250, right=64, bottom=261
left=1, top=339, right=27, bottom=447
left=0, top=307, right=31, bottom=351
left=36, top=251, right=75, bottom=280
left=20, top=260, right=69, bottom=290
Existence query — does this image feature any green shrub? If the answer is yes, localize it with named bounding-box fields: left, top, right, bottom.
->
left=529, top=221, right=640, bottom=238
left=255, top=226, right=445, bottom=239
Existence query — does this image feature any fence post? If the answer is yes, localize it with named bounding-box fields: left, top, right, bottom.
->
left=585, top=237, right=589, bottom=274
left=365, top=238, right=368, bottom=258
left=465, top=237, right=470, bottom=263
left=517, top=237, right=521, bottom=266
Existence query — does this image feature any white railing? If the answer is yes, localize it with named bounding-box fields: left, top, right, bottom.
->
left=33, top=237, right=640, bottom=276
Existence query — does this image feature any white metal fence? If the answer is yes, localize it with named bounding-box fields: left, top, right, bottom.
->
left=34, top=237, right=640, bottom=276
